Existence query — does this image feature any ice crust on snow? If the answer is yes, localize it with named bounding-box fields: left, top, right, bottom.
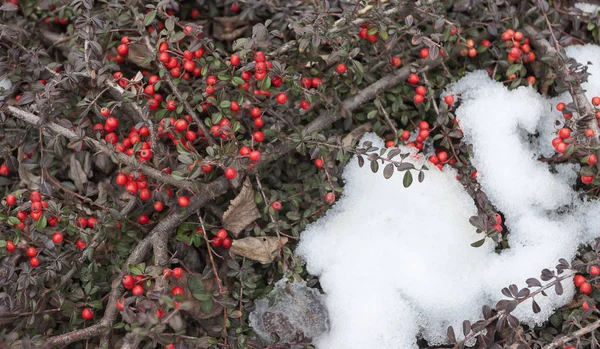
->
left=295, top=45, right=600, bottom=348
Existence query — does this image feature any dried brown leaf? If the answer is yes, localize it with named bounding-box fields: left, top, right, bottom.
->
left=230, top=236, right=288, bottom=264
left=223, top=178, right=261, bottom=236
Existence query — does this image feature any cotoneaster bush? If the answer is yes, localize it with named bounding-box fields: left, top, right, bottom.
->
left=1, top=0, right=600, bottom=348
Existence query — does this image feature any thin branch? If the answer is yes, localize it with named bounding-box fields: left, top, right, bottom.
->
left=542, top=317, right=600, bottom=349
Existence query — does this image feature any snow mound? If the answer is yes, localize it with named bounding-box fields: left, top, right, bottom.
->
left=296, top=47, right=600, bottom=348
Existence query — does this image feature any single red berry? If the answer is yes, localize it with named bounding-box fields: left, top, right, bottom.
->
left=52, top=232, right=64, bottom=244
left=444, top=95, right=455, bottom=105
left=253, top=51, right=266, bottom=63
left=30, top=191, right=42, bottom=202
left=249, top=150, right=261, bottom=162
left=588, top=154, right=598, bottom=166
left=137, top=214, right=149, bottom=225
left=558, top=128, right=571, bottom=140
left=123, top=274, right=135, bottom=289
left=311, top=77, right=322, bottom=88
left=139, top=188, right=151, bottom=201
left=6, top=194, right=16, bottom=206
left=6, top=240, right=15, bottom=252
left=271, top=201, right=282, bottom=210
left=583, top=302, right=591, bottom=311
left=415, top=86, right=427, bottom=96
left=408, top=74, right=419, bottom=84
left=26, top=247, right=36, bottom=257
left=222, top=237, right=232, bottom=249
left=593, top=96, right=600, bottom=106
left=581, top=282, right=593, bottom=295
left=29, top=257, right=40, bottom=267
left=81, top=307, right=94, bottom=320
left=414, top=94, right=424, bottom=105
left=116, top=173, right=128, bottom=186
left=117, top=44, right=129, bottom=57
left=391, top=57, right=402, bottom=67
left=154, top=201, right=164, bottom=212
left=17, top=210, right=28, bottom=221
left=172, top=267, right=183, bottom=278
left=76, top=239, right=87, bottom=250
left=591, top=265, right=600, bottom=276
left=166, top=100, right=177, bottom=111
left=172, top=286, right=184, bottom=296
left=324, top=192, right=335, bottom=203
left=253, top=131, right=265, bottom=142
left=230, top=55, right=241, bottom=66
left=301, top=77, right=312, bottom=89
left=116, top=298, right=125, bottom=311
left=300, top=100, right=311, bottom=110
left=250, top=107, right=262, bottom=118
left=276, top=93, right=288, bottom=104
left=132, top=284, right=144, bottom=296
left=225, top=168, right=237, bottom=180
left=556, top=102, right=566, bottom=112
left=125, top=181, right=138, bottom=194
left=314, top=158, right=324, bottom=168
left=87, top=217, right=98, bottom=228
left=336, top=63, right=347, bottom=74
left=100, top=107, right=110, bottom=116
left=419, top=47, right=430, bottom=58
left=586, top=129, right=595, bottom=137
left=230, top=101, right=240, bottom=112
left=178, top=195, right=190, bottom=207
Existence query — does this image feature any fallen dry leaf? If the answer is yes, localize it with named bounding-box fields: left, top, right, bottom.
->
left=230, top=236, right=288, bottom=264
left=68, top=153, right=90, bottom=192
left=222, top=177, right=261, bottom=236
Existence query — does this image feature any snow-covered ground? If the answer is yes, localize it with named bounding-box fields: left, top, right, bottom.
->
left=296, top=45, right=600, bottom=348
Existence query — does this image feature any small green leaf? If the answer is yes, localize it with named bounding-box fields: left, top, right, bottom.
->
left=470, top=238, right=486, bottom=247
left=144, top=11, right=157, bottom=26
left=403, top=170, right=413, bottom=188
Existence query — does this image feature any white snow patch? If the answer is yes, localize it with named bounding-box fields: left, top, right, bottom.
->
left=296, top=47, right=600, bottom=348
left=575, top=2, right=600, bottom=14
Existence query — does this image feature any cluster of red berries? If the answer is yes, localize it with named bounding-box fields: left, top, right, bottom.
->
left=407, top=73, right=429, bottom=105
left=5, top=242, right=41, bottom=267
left=407, top=121, right=431, bottom=151
left=573, top=266, right=600, bottom=295
left=459, top=38, right=490, bottom=58
left=115, top=171, right=154, bottom=200
left=501, top=29, right=535, bottom=64
left=427, top=150, right=452, bottom=171
left=113, top=36, right=130, bottom=64
left=358, top=23, right=379, bottom=43
left=211, top=228, right=232, bottom=248
left=311, top=158, right=336, bottom=203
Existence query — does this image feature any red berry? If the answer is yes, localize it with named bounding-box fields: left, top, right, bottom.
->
left=138, top=188, right=151, bottom=201
left=166, top=100, right=177, bottom=111
left=415, top=86, right=427, bottom=96
left=588, top=154, right=598, bottom=166
left=336, top=63, right=347, bottom=74
left=100, top=107, right=110, bottom=116
left=314, top=158, right=324, bottom=168
left=52, top=232, right=64, bottom=244
left=276, top=93, right=288, bottom=104
left=81, top=307, right=94, bottom=320
left=116, top=298, right=125, bottom=311
left=178, top=195, right=190, bottom=207
left=172, top=267, right=183, bottom=278
left=254, top=118, right=264, bottom=129
left=253, top=131, right=265, bottom=142
left=593, top=97, right=600, bottom=106
left=444, top=95, right=455, bottom=105
left=87, top=217, right=98, bottom=228
left=225, top=168, right=237, bottom=180
left=123, top=274, right=135, bottom=289
left=556, top=102, right=566, bottom=112
left=29, top=257, right=40, bottom=267
left=300, top=100, right=311, bottom=110
left=324, top=192, right=335, bottom=203
left=137, top=214, right=149, bottom=225
left=581, top=282, right=593, bottom=295
left=117, top=44, right=129, bottom=57
left=591, top=265, right=600, bottom=276
left=301, top=77, right=312, bottom=89
left=230, top=55, right=241, bottom=66
left=216, top=229, right=228, bottom=239
left=249, top=150, right=261, bottom=162
left=30, top=191, right=41, bottom=202
left=419, top=47, right=430, bottom=58
left=391, top=57, right=402, bottom=67
left=408, top=73, right=419, bottom=84
left=240, top=146, right=251, bottom=156
left=222, top=237, right=232, bottom=249
left=172, top=286, right=184, bottom=296
left=414, top=94, right=424, bottom=104
left=253, top=51, right=266, bottom=63
left=26, top=247, right=37, bottom=257
left=132, top=284, right=144, bottom=296
left=125, top=181, right=138, bottom=194
left=586, top=129, right=595, bottom=137
left=582, top=175, right=594, bottom=184
left=230, top=101, right=240, bottom=112
left=271, top=201, right=282, bottom=210
left=6, top=240, right=15, bottom=252
left=558, top=128, right=571, bottom=140
left=76, top=239, right=87, bottom=250
left=311, top=77, right=322, bottom=88
left=6, top=194, right=16, bottom=206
